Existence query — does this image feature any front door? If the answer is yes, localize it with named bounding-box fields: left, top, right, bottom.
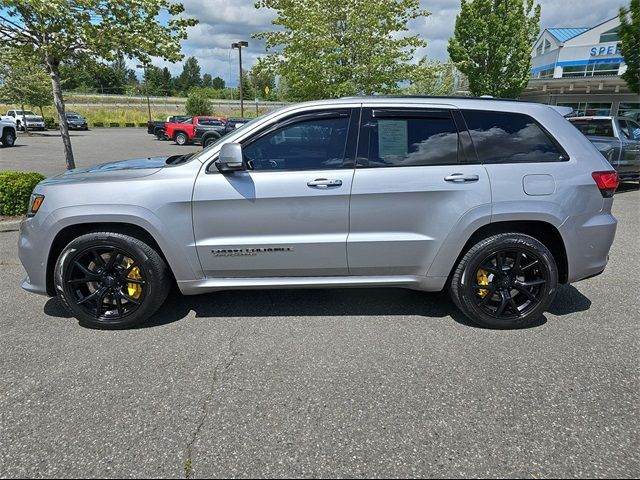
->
left=192, top=109, right=358, bottom=278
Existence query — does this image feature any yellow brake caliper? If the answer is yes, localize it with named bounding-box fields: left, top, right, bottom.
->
left=476, top=269, right=490, bottom=298
left=125, top=259, right=143, bottom=300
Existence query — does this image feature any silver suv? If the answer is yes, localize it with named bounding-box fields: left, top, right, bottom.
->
left=19, top=97, right=619, bottom=329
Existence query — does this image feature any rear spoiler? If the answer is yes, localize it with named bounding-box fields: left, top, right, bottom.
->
left=549, top=105, right=574, bottom=117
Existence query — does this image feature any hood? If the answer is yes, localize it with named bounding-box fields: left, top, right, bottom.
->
left=23, top=115, right=44, bottom=121
left=40, top=157, right=171, bottom=185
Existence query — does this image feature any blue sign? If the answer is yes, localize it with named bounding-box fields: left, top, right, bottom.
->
left=590, top=44, right=622, bottom=57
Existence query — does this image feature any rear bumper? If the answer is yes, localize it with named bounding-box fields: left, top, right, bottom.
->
left=560, top=211, right=617, bottom=283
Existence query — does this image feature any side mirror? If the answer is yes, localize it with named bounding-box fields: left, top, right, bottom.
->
left=215, top=143, right=246, bottom=173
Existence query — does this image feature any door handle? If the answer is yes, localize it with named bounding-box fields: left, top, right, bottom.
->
left=307, top=179, right=343, bottom=189
left=444, top=173, right=480, bottom=183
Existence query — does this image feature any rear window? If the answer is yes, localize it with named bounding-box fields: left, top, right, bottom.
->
left=570, top=119, right=614, bottom=137
left=463, top=110, right=566, bottom=163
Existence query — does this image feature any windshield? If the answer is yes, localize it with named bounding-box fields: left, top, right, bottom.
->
left=17, top=110, right=35, bottom=115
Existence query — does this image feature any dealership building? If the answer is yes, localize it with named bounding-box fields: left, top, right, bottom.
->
left=521, top=16, right=639, bottom=118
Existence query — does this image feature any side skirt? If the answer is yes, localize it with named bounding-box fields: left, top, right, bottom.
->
left=177, top=275, right=448, bottom=295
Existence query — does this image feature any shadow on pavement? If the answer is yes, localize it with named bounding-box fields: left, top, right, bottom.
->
left=42, top=282, right=600, bottom=330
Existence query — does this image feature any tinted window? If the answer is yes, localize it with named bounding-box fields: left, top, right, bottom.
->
left=619, top=119, right=640, bottom=140
left=463, top=110, right=565, bottom=163
left=570, top=119, right=615, bottom=137
left=243, top=116, right=350, bottom=171
left=360, top=112, right=459, bottom=167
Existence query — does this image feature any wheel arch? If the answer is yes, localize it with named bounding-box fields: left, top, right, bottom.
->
left=46, top=222, right=174, bottom=296
left=449, top=220, right=569, bottom=284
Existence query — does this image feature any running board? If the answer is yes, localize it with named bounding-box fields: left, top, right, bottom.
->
left=177, top=275, right=448, bottom=295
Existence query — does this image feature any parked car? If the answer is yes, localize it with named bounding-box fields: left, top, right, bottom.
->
left=165, top=116, right=227, bottom=145
left=193, top=120, right=227, bottom=147
left=19, top=97, right=618, bottom=330
left=65, top=112, right=88, bottom=130
left=568, top=116, right=640, bottom=182
left=198, top=117, right=252, bottom=148
left=0, top=115, right=17, bottom=147
left=147, top=115, right=191, bottom=140
left=6, top=109, right=46, bottom=131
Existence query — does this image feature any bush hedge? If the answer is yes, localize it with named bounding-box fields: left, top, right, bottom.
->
left=0, top=172, right=46, bottom=216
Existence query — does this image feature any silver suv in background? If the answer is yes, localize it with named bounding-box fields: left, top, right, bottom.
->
left=18, top=97, right=619, bottom=330
left=568, top=116, right=640, bottom=183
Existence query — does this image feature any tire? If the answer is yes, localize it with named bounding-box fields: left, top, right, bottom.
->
left=54, top=232, right=171, bottom=329
left=155, top=129, right=165, bottom=140
left=1, top=129, right=15, bottom=147
left=449, top=233, right=558, bottom=329
left=175, top=132, right=188, bottom=145
left=203, top=134, right=220, bottom=148
left=16, top=120, right=23, bottom=132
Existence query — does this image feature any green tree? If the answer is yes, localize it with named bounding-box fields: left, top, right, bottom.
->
left=185, top=89, right=213, bottom=116
left=254, top=0, right=429, bottom=101
left=178, top=56, right=202, bottom=93
left=0, top=46, right=53, bottom=118
left=620, top=0, right=640, bottom=94
left=404, top=60, right=459, bottom=96
left=0, top=1, right=197, bottom=170
left=202, top=73, right=213, bottom=88
left=211, top=76, right=225, bottom=89
left=249, top=64, right=276, bottom=99
left=448, top=0, right=540, bottom=98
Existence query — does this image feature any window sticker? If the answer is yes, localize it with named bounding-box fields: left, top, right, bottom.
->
left=378, top=120, right=408, bottom=159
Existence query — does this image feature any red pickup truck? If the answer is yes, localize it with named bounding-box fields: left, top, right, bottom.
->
left=165, top=116, right=226, bottom=145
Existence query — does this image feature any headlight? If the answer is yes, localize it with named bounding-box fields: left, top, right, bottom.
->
left=27, top=194, right=45, bottom=217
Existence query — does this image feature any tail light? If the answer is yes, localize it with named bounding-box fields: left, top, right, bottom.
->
left=592, top=171, right=619, bottom=198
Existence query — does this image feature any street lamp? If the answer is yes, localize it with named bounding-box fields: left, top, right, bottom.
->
left=231, top=41, right=249, bottom=117
left=136, top=63, right=152, bottom=123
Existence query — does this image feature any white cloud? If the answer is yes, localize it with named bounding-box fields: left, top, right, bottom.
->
left=165, top=0, right=625, bottom=85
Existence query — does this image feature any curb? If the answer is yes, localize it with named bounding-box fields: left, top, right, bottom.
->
left=0, top=219, right=21, bottom=232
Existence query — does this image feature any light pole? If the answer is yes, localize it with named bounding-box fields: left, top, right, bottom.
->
left=231, top=41, right=248, bottom=117
left=136, top=63, right=152, bottom=123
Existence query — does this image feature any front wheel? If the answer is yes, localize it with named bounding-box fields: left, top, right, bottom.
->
left=54, top=232, right=171, bottom=329
left=449, top=233, right=558, bottom=329
left=1, top=129, right=15, bottom=147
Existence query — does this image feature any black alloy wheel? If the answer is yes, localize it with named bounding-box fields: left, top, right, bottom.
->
left=450, top=233, right=558, bottom=329
left=470, top=248, right=547, bottom=320
left=1, top=130, right=15, bottom=147
left=55, top=232, right=170, bottom=329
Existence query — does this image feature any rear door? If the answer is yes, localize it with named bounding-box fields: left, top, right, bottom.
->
left=347, top=106, right=491, bottom=276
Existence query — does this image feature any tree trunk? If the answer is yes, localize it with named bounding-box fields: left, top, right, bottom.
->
left=45, top=56, right=75, bottom=170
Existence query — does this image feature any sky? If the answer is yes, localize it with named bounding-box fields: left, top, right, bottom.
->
left=159, top=0, right=626, bottom=87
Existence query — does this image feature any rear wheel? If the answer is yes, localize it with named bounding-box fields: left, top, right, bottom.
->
left=54, top=232, right=171, bottom=329
left=175, top=132, right=188, bottom=145
left=203, top=134, right=220, bottom=148
left=449, top=233, right=558, bottom=329
left=155, top=129, right=165, bottom=140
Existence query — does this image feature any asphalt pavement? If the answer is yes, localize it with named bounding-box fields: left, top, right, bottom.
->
left=0, top=130, right=639, bottom=478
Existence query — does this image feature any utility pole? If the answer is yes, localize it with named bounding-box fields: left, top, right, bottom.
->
left=136, top=63, right=152, bottom=123
left=231, top=41, right=248, bottom=117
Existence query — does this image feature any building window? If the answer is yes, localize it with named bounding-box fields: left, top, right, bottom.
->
left=536, top=43, right=543, bottom=56
left=544, top=39, right=551, bottom=53
left=561, top=63, right=621, bottom=78
left=538, top=68, right=554, bottom=79
left=619, top=103, right=640, bottom=122
left=600, top=27, right=620, bottom=43
left=558, top=102, right=612, bottom=117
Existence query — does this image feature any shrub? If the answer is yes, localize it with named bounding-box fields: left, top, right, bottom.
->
left=185, top=90, right=213, bottom=116
left=0, top=172, right=46, bottom=216
left=109, top=122, right=120, bottom=127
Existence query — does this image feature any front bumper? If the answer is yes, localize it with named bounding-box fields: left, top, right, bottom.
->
left=18, top=217, right=52, bottom=296
left=25, top=122, right=46, bottom=130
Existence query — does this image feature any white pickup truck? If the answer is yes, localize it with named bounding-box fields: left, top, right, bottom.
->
left=5, top=109, right=46, bottom=131
left=0, top=115, right=17, bottom=147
